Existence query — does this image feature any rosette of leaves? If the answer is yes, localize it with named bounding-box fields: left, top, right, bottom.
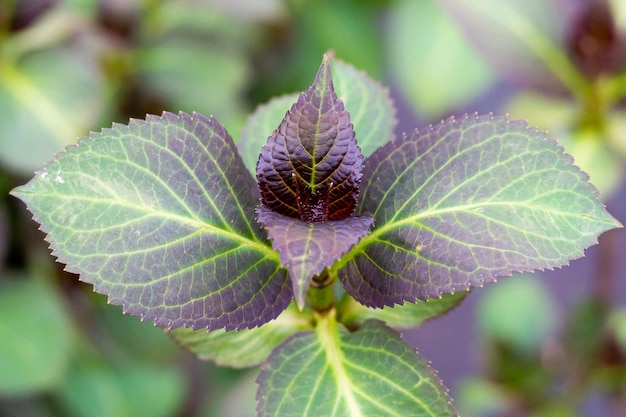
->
left=11, top=55, right=620, bottom=416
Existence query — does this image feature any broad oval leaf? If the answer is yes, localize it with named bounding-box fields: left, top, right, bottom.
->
left=257, top=205, right=374, bottom=309
left=257, top=318, right=457, bottom=417
left=11, top=112, right=292, bottom=331
left=256, top=55, right=363, bottom=222
left=338, top=114, right=620, bottom=307
left=168, top=303, right=313, bottom=368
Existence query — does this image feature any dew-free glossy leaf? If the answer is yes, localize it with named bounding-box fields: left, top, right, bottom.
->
left=11, top=112, right=292, bottom=331
left=257, top=205, right=374, bottom=309
left=339, top=114, right=620, bottom=307
left=338, top=291, right=468, bottom=330
left=168, top=303, right=313, bottom=368
left=239, top=93, right=300, bottom=173
left=332, top=60, right=396, bottom=156
left=256, top=56, right=363, bottom=222
left=257, top=318, right=456, bottom=417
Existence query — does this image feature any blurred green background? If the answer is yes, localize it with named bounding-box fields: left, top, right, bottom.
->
left=1, top=1, right=625, bottom=416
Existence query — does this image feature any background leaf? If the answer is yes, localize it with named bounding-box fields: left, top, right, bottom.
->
left=441, top=0, right=589, bottom=97
left=257, top=318, right=456, bottom=417
left=12, top=112, right=292, bottom=331
left=57, top=361, right=185, bottom=417
left=387, top=0, right=493, bottom=119
left=338, top=114, right=620, bottom=307
left=0, top=275, right=73, bottom=395
left=257, top=206, right=373, bottom=308
left=256, top=56, right=363, bottom=221
left=168, top=303, right=313, bottom=368
left=0, top=48, right=107, bottom=174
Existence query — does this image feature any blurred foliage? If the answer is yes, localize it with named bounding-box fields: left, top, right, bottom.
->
left=1, top=0, right=624, bottom=416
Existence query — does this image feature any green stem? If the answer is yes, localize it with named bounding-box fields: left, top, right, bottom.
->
left=307, top=269, right=336, bottom=312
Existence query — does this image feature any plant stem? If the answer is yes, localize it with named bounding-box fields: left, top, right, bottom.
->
left=307, top=270, right=336, bottom=312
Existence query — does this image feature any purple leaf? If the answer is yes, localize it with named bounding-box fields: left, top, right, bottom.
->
left=257, top=205, right=373, bottom=309
left=340, top=114, right=620, bottom=307
left=256, top=55, right=363, bottom=222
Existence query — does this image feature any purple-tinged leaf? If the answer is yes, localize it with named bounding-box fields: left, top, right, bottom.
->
left=256, top=55, right=363, bottom=222
left=257, top=205, right=373, bottom=309
left=338, top=114, right=621, bottom=307
left=11, top=112, right=292, bottom=331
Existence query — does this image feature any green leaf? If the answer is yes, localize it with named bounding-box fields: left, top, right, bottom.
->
left=137, top=37, right=249, bottom=132
left=338, top=114, right=621, bottom=307
left=239, top=93, right=300, bottom=173
left=387, top=0, right=493, bottom=119
left=58, top=361, right=186, bottom=417
left=168, top=303, right=313, bottom=368
left=257, top=317, right=456, bottom=417
left=0, top=275, right=74, bottom=395
left=477, top=275, right=556, bottom=353
left=338, top=291, right=468, bottom=330
left=11, top=112, right=292, bottom=331
left=332, top=59, right=397, bottom=156
left=257, top=206, right=374, bottom=309
left=0, top=49, right=107, bottom=174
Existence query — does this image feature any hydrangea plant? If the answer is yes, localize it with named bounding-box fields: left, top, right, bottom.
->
left=11, top=55, right=620, bottom=416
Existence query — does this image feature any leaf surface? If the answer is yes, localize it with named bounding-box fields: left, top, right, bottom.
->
left=338, top=291, right=467, bottom=330
left=238, top=59, right=395, bottom=172
left=257, top=318, right=456, bottom=417
left=256, top=55, right=363, bottom=222
left=12, top=112, right=292, bottom=331
left=257, top=205, right=374, bottom=308
left=338, top=114, right=620, bottom=307
left=168, top=303, right=313, bottom=368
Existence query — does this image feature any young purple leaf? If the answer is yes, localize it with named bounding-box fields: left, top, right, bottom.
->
left=256, top=55, right=363, bottom=222
left=257, top=206, right=374, bottom=309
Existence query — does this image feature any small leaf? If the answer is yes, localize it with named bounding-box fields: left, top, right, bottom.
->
left=238, top=93, right=300, bottom=173
left=257, top=318, right=456, bottom=417
left=12, top=112, right=292, bottom=331
left=339, top=114, right=621, bottom=307
left=168, top=303, right=313, bottom=368
left=332, top=60, right=397, bottom=156
left=256, top=55, right=363, bottom=222
left=338, top=291, right=468, bottom=330
left=257, top=205, right=374, bottom=309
